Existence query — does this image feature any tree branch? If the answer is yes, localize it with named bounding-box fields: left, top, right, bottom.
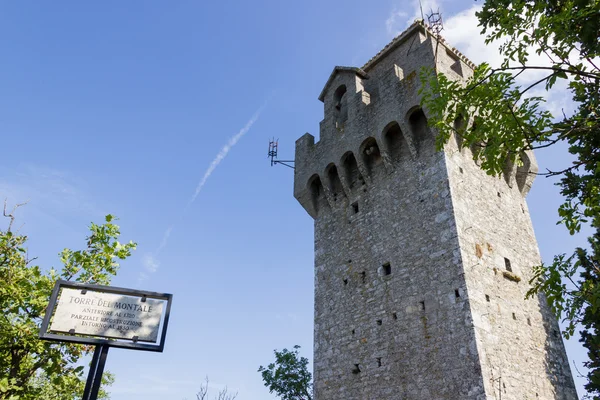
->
left=463, top=65, right=599, bottom=96
left=3, top=199, right=29, bottom=232
left=518, top=73, right=556, bottom=98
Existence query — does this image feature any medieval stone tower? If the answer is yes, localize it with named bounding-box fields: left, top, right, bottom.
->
left=294, top=21, right=578, bottom=399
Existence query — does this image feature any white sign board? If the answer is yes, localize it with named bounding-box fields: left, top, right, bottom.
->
left=50, top=288, right=165, bottom=342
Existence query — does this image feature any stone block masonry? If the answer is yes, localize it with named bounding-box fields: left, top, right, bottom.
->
left=294, top=20, right=577, bottom=400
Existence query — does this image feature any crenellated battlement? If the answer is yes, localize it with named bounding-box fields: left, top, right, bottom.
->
left=294, top=103, right=434, bottom=218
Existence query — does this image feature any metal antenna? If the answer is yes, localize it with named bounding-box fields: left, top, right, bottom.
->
left=427, top=9, right=443, bottom=35
left=419, top=0, right=424, bottom=21
left=268, top=138, right=294, bottom=169
left=427, top=8, right=444, bottom=68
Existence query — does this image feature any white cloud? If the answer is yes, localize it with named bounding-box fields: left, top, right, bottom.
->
left=386, top=9, right=408, bottom=36
left=385, top=3, right=556, bottom=80
left=413, top=0, right=442, bottom=25
left=387, top=0, right=441, bottom=37
left=142, top=253, right=160, bottom=273
left=0, top=163, right=98, bottom=218
left=440, top=6, right=499, bottom=65
left=0, top=163, right=103, bottom=238
left=422, top=5, right=582, bottom=119
left=138, top=253, right=160, bottom=283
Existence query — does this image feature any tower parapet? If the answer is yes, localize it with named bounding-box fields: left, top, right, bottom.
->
left=295, top=23, right=437, bottom=218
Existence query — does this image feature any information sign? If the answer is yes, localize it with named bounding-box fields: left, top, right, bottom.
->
left=39, top=280, right=173, bottom=400
left=40, top=280, right=172, bottom=352
left=50, top=288, right=165, bottom=342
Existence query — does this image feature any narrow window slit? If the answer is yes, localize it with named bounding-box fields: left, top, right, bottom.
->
left=485, top=294, right=490, bottom=302
left=382, top=262, right=391, bottom=276
left=455, top=289, right=460, bottom=298
left=512, top=312, right=517, bottom=320
left=376, top=357, right=382, bottom=367
left=420, top=301, right=425, bottom=311
left=352, top=364, right=361, bottom=374
left=504, top=257, right=512, bottom=272
left=352, top=202, right=359, bottom=214
left=527, top=317, right=531, bottom=326
left=361, top=271, right=366, bottom=283
left=343, top=278, right=348, bottom=286
left=392, top=312, right=398, bottom=320
left=376, top=319, right=382, bottom=326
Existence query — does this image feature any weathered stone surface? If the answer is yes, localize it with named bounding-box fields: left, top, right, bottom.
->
left=294, top=20, right=577, bottom=400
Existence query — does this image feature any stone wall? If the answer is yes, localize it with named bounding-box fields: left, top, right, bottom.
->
left=444, top=114, right=577, bottom=399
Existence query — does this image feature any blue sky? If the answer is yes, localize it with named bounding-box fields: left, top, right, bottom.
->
left=0, top=1, right=590, bottom=399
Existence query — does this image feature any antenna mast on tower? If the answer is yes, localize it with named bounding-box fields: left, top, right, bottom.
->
left=427, top=9, right=443, bottom=36
left=268, top=138, right=295, bottom=169
left=427, top=9, right=444, bottom=67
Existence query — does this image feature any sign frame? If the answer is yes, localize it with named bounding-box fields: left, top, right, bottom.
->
left=40, top=280, right=173, bottom=352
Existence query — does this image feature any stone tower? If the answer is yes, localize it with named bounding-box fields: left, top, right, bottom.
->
left=294, top=21, right=577, bottom=399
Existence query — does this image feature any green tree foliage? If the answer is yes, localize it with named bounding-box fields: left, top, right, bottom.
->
left=419, top=0, right=599, bottom=394
left=0, top=204, right=136, bottom=400
left=258, top=345, right=313, bottom=400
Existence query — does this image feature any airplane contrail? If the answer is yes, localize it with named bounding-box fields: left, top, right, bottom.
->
left=156, top=225, right=173, bottom=255
left=139, top=103, right=267, bottom=283
left=188, top=106, right=264, bottom=207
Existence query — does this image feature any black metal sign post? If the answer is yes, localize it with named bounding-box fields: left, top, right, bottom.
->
left=39, top=280, right=173, bottom=400
left=81, top=344, right=109, bottom=400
